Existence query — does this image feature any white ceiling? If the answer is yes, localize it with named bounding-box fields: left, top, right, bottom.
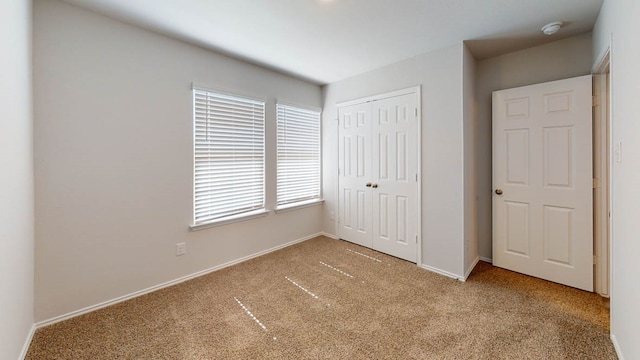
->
left=62, top=0, right=604, bottom=85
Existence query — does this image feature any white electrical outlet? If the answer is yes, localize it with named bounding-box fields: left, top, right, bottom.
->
left=176, top=242, right=186, bottom=256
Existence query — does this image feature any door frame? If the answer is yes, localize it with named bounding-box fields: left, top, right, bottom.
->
left=592, top=47, right=611, bottom=297
left=335, top=86, right=422, bottom=265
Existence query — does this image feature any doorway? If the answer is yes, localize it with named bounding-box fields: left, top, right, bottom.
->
left=593, top=49, right=611, bottom=297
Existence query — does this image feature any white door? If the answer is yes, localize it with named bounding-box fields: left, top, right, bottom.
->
left=371, top=94, right=418, bottom=262
left=338, top=91, right=419, bottom=263
left=338, top=102, right=372, bottom=248
left=492, top=75, right=593, bottom=291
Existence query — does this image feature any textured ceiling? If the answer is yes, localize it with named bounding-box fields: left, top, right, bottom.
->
left=62, top=0, right=604, bottom=85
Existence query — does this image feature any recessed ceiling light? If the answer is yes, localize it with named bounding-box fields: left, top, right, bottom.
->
left=541, top=22, right=563, bottom=36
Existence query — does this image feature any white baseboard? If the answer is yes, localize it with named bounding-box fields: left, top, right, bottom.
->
left=19, top=324, right=36, bottom=360
left=479, top=256, right=493, bottom=264
left=320, top=231, right=338, bottom=240
left=610, top=334, right=625, bottom=360
left=36, top=232, right=323, bottom=329
left=462, top=257, right=480, bottom=281
left=419, top=264, right=464, bottom=281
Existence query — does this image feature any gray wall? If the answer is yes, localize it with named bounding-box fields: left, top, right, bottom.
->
left=322, top=44, right=470, bottom=278
left=592, top=0, right=640, bottom=357
left=34, top=0, right=322, bottom=322
left=474, top=33, right=593, bottom=260
left=0, top=0, right=35, bottom=358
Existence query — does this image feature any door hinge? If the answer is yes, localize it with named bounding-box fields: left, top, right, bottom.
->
left=338, top=168, right=340, bottom=175
left=415, top=174, right=418, bottom=182
left=416, top=235, right=418, bottom=243
left=415, top=108, right=418, bottom=117
left=593, top=178, right=599, bottom=188
left=593, top=255, right=598, bottom=264
left=592, top=95, right=597, bottom=107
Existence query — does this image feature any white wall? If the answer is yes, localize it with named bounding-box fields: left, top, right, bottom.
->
left=463, top=44, right=478, bottom=276
left=0, top=0, right=35, bottom=358
left=33, top=0, right=322, bottom=322
left=593, top=1, right=640, bottom=358
left=322, top=44, right=468, bottom=278
left=475, top=33, right=593, bottom=260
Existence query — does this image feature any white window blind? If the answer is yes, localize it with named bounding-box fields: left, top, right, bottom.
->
left=193, top=89, right=265, bottom=226
left=276, top=104, right=321, bottom=207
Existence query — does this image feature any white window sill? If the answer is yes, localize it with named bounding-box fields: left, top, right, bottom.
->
left=190, top=209, right=270, bottom=231
left=274, top=199, right=324, bottom=214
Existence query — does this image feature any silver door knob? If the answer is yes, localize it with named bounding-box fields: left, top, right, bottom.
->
left=366, top=182, right=372, bottom=187
left=495, top=189, right=503, bottom=195
left=372, top=184, right=378, bottom=188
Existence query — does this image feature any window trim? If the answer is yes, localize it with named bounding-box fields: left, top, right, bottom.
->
left=274, top=198, right=324, bottom=213
left=190, top=208, right=269, bottom=231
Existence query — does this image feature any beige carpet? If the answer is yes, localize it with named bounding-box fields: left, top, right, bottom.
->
left=26, top=236, right=616, bottom=359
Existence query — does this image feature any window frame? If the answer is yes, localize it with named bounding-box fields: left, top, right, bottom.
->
left=275, top=102, right=323, bottom=211
left=191, top=86, right=268, bottom=230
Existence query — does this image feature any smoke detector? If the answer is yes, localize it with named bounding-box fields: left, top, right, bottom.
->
left=541, top=22, right=563, bottom=36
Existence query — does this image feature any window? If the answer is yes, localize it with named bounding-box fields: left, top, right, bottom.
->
left=193, top=89, right=266, bottom=227
left=276, top=103, right=321, bottom=208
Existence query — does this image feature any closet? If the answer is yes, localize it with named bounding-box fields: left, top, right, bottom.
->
left=337, top=87, right=421, bottom=262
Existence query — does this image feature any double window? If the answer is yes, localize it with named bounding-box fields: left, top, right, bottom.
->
left=192, top=88, right=321, bottom=228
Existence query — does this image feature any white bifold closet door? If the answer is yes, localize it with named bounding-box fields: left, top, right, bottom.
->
left=338, top=91, right=419, bottom=263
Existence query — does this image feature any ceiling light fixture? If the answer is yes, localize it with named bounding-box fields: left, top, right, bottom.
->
left=541, top=22, right=563, bottom=36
